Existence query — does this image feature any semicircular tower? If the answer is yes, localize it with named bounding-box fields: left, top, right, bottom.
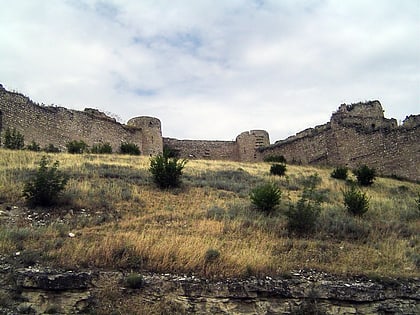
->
left=127, top=116, right=163, bottom=156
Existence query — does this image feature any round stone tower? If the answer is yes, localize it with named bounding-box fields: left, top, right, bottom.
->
left=236, top=130, right=270, bottom=162
left=127, top=116, right=163, bottom=156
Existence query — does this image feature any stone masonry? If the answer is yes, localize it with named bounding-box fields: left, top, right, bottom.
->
left=0, top=84, right=418, bottom=181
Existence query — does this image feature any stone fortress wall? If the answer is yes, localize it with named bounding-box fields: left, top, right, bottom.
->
left=0, top=84, right=419, bottom=181
left=0, top=85, right=163, bottom=156
left=259, top=101, right=420, bottom=181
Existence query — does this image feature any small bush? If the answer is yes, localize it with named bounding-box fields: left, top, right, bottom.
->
left=149, top=151, right=187, bottom=189
left=26, top=141, right=41, bottom=152
left=66, top=140, right=88, bottom=154
left=124, top=273, right=144, bottom=289
left=120, top=142, right=140, bottom=155
left=3, top=127, right=24, bottom=149
left=250, top=182, right=281, bottom=213
left=270, top=163, right=287, bottom=176
left=23, top=156, right=69, bottom=207
left=331, top=166, right=348, bottom=180
left=43, top=143, right=60, bottom=153
left=285, top=197, right=321, bottom=236
left=91, top=142, right=113, bottom=154
left=416, top=193, right=420, bottom=212
left=343, top=185, right=369, bottom=216
left=204, top=249, right=220, bottom=263
left=264, top=155, right=287, bottom=163
left=353, top=165, right=376, bottom=186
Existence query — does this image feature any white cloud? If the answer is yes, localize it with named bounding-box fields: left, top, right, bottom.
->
left=0, top=0, right=418, bottom=141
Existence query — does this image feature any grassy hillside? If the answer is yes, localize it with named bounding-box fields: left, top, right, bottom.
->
left=0, top=149, right=419, bottom=279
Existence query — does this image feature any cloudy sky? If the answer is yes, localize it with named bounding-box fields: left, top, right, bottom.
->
left=0, top=0, right=419, bottom=141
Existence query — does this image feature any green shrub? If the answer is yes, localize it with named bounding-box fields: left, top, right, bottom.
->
left=353, top=165, right=376, bottom=186
left=343, top=185, right=369, bottom=216
left=43, top=143, right=60, bottom=153
left=204, top=248, right=220, bottom=263
left=270, top=163, right=287, bottom=176
left=250, top=182, right=281, bottom=213
left=23, top=156, right=69, bottom=207
left=331, top=166, right=348, bottom=180
left=3, top=127, right=24, bottom=149
left=149, top=151, right=187, bottom=189
left=26, top=141, right=41, bottom=152
left=91, top=142, right=113, bottom=154
left=120, top=142, right=140, bottom=155
left=66, top=140, right=88, bottom=154
left=163, top=144, right=180, bottom=158
left=264, top=155, right=287, bottom=163
left=285, top=197, right=321, bottom=236
left=124, top=273, right=144, bottom=289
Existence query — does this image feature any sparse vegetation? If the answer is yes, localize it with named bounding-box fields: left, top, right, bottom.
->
left=43, top=143, right=60, bottom=153
left=90, top=142, right=113, bottom=154
left=331, top=166, right=348, bottom=180
left=0, top=149, right=418, bottom=285
left=120, top=141, right=140, bottom=155
left=22, top=156, right=69, bottom=207
left=354, top=164, right=376, bottom=186
left=270, top=163, right=287, bottom=176
left=26, top=141, right=41, bottom=152
left=342, top=185, right=369, bottom=216
left=66, top=140, right=88, bottom=154
left=149, top=151, right=187, bottom=189
left=124, top=273, right=144, bottom=289
left=264, top=155, right=287, bottom=163
left=250, top=182, right=281, bottom=213
left=3, top=127, right=25, bottom=150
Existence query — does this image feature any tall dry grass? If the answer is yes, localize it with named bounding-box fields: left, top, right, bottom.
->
left=0, top=149, right=419, bottom=278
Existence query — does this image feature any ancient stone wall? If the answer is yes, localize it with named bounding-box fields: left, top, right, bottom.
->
left=163, top=130, right=270, bottom=162
left=259, top=101, right=420, bottom=181
left=163, top=137, right=238, bottom=160
left=0, top=86, right=162, bottom=154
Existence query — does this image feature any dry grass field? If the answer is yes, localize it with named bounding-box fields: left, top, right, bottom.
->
left=0, top=149, right=419, bottom=279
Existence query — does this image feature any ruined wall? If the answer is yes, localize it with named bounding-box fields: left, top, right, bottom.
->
left=163, top=138, right=238, bottom=160
left=260, top=101, right=420, bottom=181
left=163, top=130, right=270, bottom=162
left=0, top=85, right=162, bottom=154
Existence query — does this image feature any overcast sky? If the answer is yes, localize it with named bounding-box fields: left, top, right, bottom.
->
left=0, top=0, right=419, bottom=141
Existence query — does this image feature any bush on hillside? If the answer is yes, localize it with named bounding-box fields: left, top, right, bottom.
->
left=353, top=165, right=376, bottom=186
left=23, top=156, right=69, bottom=207
left=43, top=143, right=61, bottom=153
left=91, top=142, right=113, bottom=154
left=66, top=140, right=88, bottom=154
left=285, top=197, right=321, bottom=236
left=149, top=151, right=187, bottom=189
left=250, top=182, right=281, bottom=214
left=342, top=185, right=369, bottom=216
left=26, top=141, right=41, bottom=152
left=120, top=142, right=140, bottom=155
left=264, top=155, right=287, bottom=163
left=3, top=127, right=25, bottom=150
left=270, top=163, right=287, bottom=176
left=331, top=166, right=348, bottom=180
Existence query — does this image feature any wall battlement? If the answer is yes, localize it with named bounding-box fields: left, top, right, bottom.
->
left=0, top=84, right=418, bottom=181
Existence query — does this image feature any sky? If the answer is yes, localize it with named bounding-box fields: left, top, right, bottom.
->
left=0, top=0, right=419, bottom=142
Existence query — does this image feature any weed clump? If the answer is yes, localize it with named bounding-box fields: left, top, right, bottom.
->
left=343, top=185, right=369, bottom=216
left=43, top=143, right=61, bottom=153
left=3, top=127, right=24, bottom=150
left=204, top=249, right=220, bottom=263
left=250, top=182, right=281, bottom=213
left=23, top=156, right=69, bottom=207
left=264, top=155, right=287, bottom=163
left=120, top=142, right=140, bottom=155
left=66, top=140, right=88, bottom=154
left=149, top=151, right=187, bottom=189
left=270, top=163, right=287, bottom=176
left=26, top=141, right=41, bottom=152
left=286, top=197, right=321, bottom=236
left=353, top=164, right=376, bottom=186
left=124, top=273, right=144, bottom=289
left=331, top=166, right=348, bottom=180
left=91, top=142, right=113, bottom=154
